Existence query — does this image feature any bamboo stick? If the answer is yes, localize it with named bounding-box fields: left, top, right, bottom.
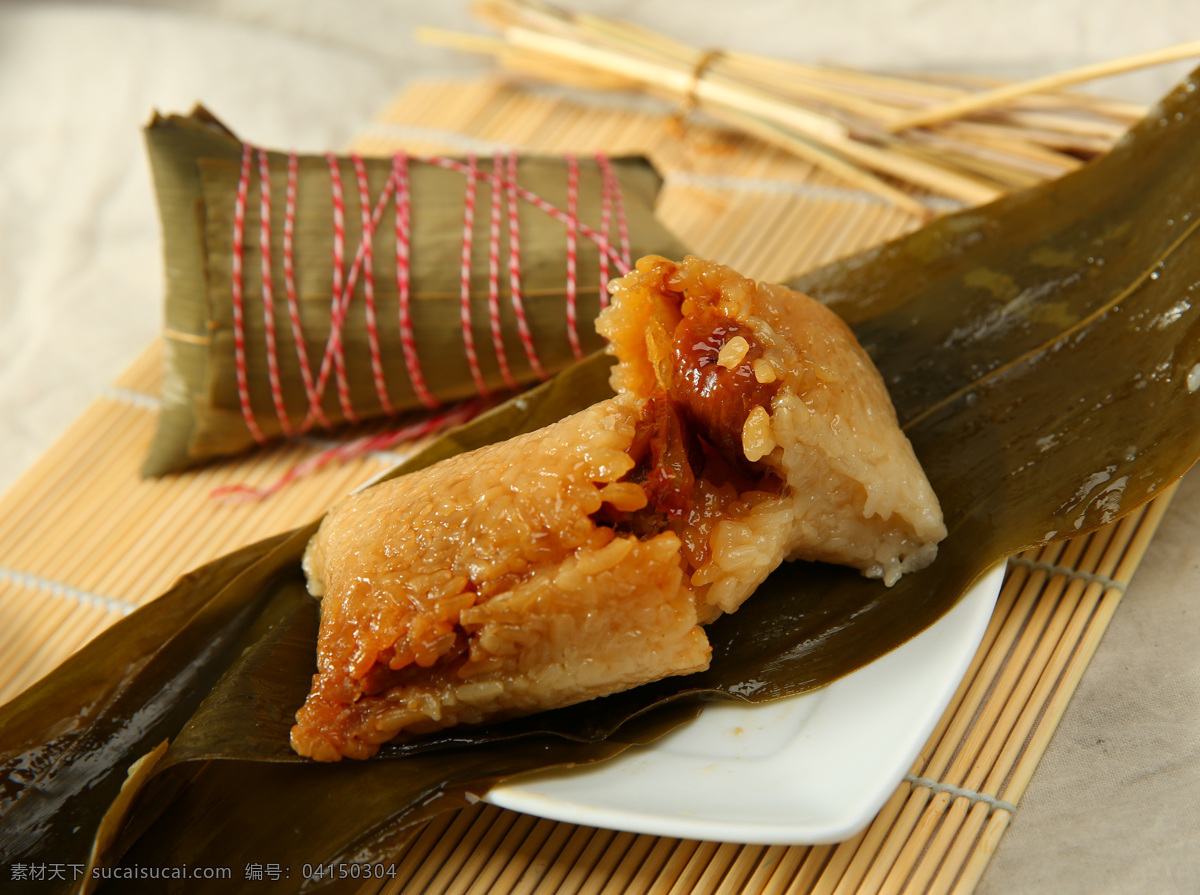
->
left=594, top=834, right=657, bottom=895
left=898, top=69, right=1148, bottom=120
left=711, top=845, right=766, bottom=894
left=521, top=824, right=599, bottom=894
left=616, top=836, right=683, bottom=895
left=698, top=106, right=931, bottom=215
left=383, top=809, right=462, bottom=893
left=890, top=39, right=1200, bottom=131
left=462, top=812, right=543, bottom=894
left=949, top=810, right=1011, bottom=895
left=810, top=827, right=871, bottom=895
left=829, top=783, right=914, bottom=895
left=921, top=800, right=993, bottom=895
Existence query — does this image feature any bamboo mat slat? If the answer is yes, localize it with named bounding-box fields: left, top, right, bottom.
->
left=0, top=77, right=1174, bottom=894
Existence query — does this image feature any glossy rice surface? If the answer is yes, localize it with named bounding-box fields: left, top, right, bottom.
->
left=294, top=255, right=946, bottom=760
left=601, top=256, right=946, bottom=600
left=293, top=396, right=709, bottom=761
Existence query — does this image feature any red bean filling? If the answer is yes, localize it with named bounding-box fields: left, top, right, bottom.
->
left=668, top=308, right=779, bottom=468
left=593, top=305, right=782, bottom=566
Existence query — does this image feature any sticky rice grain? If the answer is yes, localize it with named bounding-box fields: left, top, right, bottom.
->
left=292, top=396, right=709, bottom=761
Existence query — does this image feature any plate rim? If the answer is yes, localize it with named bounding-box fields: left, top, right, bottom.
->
left=484, top=561, right=1007, bottom=844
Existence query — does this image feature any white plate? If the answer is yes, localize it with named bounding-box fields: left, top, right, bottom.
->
left=485, top=562, right=1005, bottom=844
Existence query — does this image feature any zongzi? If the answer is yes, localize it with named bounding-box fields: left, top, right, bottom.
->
left=142, top=109, right=689, bottom=475
left=291, top=256, right=946, bottom=761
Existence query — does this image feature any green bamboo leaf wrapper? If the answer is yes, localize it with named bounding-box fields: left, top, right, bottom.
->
left=4, top=71, right=1200, bottom=892
left=143, top=107, right=689, bottom=475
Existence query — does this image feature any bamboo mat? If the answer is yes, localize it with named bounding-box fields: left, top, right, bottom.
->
left=0, top=78, right=1178, bottom=894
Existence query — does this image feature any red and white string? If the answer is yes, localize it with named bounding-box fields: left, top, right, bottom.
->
left=282, top=152, right=329, bottom=430
left=210, top=398, right=487, bottom=501
left=486, top=151, right=517, bottom=391
left=229, top=143, right=265, bottom=444
left=393, top=151, right=438, bottom=410
left=223, top=147, right=633, bottom=495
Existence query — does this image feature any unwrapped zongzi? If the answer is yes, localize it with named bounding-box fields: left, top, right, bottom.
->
left=291, top=256, right=946, bottom=760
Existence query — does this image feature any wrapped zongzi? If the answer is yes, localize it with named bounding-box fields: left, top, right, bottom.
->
left=142, top=109, right=689, bottom=475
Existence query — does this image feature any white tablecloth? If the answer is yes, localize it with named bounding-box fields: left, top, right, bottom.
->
left=2, top=3, right=1198, bottom=891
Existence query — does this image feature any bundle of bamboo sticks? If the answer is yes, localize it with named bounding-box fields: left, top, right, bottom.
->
left=420, top=0, right=1200, bottom=215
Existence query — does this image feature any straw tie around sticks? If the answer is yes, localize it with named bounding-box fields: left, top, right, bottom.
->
left=217, top=142, right=634, bottom=498
left=419, top=0, right=1200, bottom=211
